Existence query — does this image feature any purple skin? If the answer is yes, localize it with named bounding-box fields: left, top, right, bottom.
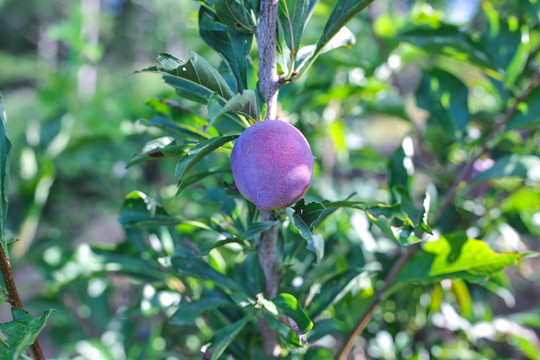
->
left=230, top=120, right=314, bottom=211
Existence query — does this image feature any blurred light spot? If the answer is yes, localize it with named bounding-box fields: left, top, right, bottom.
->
left=113, top=161, right=127, bottom=178
left=43, top=246, right=62, bottom=266
left=522, top=31, right=530, bottom=44
left=76, top=340, right=106, bottom=360
left=34, top=176, right=54, bottom=205
left=383, top=312, right=395, bottom=322
left=345, top=132, right=364, bottom=150
left=148, top=234, right=163, bottom=252
left=419, top=293, right=431, bottom=307
left=292, top=276, right=303, bottom=288
left=402, top=136, right=414, bottom=157
left=78, top=64, right=97, bottom=100
left=376, top=330, right=393, bottom=350
left=498, top=223, right=524, bottom=251
left=463, top=200, right=485, bottom=216
left=25, top=120, right=41, bottom=147
left=158, top=291, right=181, bottom=307
left=471, top=322, right=496, bottom=339
left=153, top=337, right=166, bottom=351
left=467, top=127, right=481, bottom=140
left=489, top=208, right=501, bottom=218
left=532, top=212, right=540, bottom=229
left=446, top=0, right=480, bottom=24
left=143, top=284, right=156, bottom=298
left=466, top=227, right=480, bottom=239
left=388, top=54, right=401, bottom=70
left=20, top=148, right=37, bottom=180
left=46, top=115, right=73, bottom=157
left=351, top=212, right=377, bottom=252
left=349, top=67, right=366, bottom=86
left=375, top=64, right=391, bottom=81
left=78, top=304, right=92, bottom=318
left=431, top=345, right=443, bottom=357
left=88, top=278, right=107, bottom=298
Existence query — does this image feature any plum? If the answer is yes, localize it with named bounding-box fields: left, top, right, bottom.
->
left=230, top=120, right=314, bottom=211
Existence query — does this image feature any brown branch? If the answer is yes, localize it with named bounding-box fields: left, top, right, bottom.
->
left=255, top=0, right=280, bottom=120
left=0, top=246, right=45, bottom=360
left=337, top=68, right=540, bottom=360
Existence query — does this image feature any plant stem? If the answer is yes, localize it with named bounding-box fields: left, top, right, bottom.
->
left=0, top=246, right=45, bottom=360
left=337, top=68, right=540, bottom=359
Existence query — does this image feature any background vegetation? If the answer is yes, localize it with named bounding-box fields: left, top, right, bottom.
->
left=1, top=0, right=539, bottom=359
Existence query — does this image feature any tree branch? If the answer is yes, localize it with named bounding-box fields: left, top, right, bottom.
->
left=254, top=0, right=281, bottom=356
left=0, top=246, right=45, bottom=360
left=337, top=68, right=540, bottom=359
left=255, top=0, right=280, bottom=120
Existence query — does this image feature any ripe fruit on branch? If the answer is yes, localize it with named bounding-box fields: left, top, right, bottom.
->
left=230, top=120, right=314, bottom=211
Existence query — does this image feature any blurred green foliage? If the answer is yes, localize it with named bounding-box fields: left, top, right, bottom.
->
left=1, top=0, right=540, bottom=359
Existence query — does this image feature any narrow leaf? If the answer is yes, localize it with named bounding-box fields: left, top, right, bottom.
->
left=273, top=293, right=313, bottom=334
left=473, top=155, right=540, bottom=183
left=126, top=137, right=187, bottom=168
left=278, top=0, right=318, bottom=54
left=243, top=221, right=278, bottom=240
left=208, top=316, right=251, bottom=360
left=213, top=89, right=259, bottom=122
left=119, top=191, right=182, bottom=227
left=175, top=135, right=238, bottom=183
left=177, top=168, right=229, bottom=195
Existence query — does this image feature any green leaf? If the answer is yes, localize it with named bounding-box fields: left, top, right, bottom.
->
left=243, top=221, right=278, bottom=240
left=473, top=155, right=540, bottom=183
left=388, top=136, right=414, bottom=192
left=171, top=256, right=246, bottom=292
left=177, top=167, right=230, bottom=195
left=215, top=0, right=254, bottom=32
left=142, top=116, right=208, bottom=140
left=308, top=269, right=371, bottom=318
left=393, top=233, right=527, bottom=288
left=0, top=308, right=54, bottom=360
left=273, top=293, right=313, bottom=334
left=416, top=69, right=470, bottom=142
left=199, top=7, right=254, bottom=91
left=138, top=50, right=234, bottom=103
left=507, top=86, right=540, bottom=131
left=119, top=191, right=182, bottom=227
left=170, top=298, right=233, bottom=325
left=207, top=316, right=251, bottom=360
left=126, top=137, right=187, bottom=168
left=316, top=0, right=373, bottom=53
left=195, top=238, right=250, bottom=256
left=0, top=94, right=11, bottom=256
left=399, top=24, right=500, bottom=74
left=174, top=135, right=238, bottom=183
left=287, top=208, right=324, bottom=263
left=278, top=0, right=318, bottom=55
left=213, top=89, right=259, bottom=123
left=292, top=200, right=326, bottom=229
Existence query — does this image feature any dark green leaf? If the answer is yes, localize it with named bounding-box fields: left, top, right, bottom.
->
left=170, top=298, right=233, bottom=325
left=0, top=94, right=11, bottom=256
left=171, top=256, right=246, bottom=292
left=119, top=191, right=182, bottom=227
left=177, top=168, right=230, bottom=195
left=126, top=137, right=187, bottom=168
left=287, top=208, right=324, bottom=263
left=137, top=50, right=234, bottom=102
left=278, top=0, right=318, bottom=55
left=243, top=221, right=278, bottom=240
left=0, top=308, right=54, bottom=360
left=473, top=155, right=540, bottom=183
left=273, top=293, right=313, bottom=334
left=175, top=135, right=238, bottom=183
left=393, top=233, right=527, bottom=289
left=310, top=0, right=373, bottom=63
left=195, top=238, right=250, bottom=256
left=208, top=316, right=251, bottom=360
left=215, top=0, right=253, bottom=32
left=199, top=7, right=254, bottom=91
left=292, top=200, right=326, bottom=229
left=388, top=136, right=414, bottom=192
left=507, top=86, right=540, bottom=130
left=416, top=69, right=470, bottom=142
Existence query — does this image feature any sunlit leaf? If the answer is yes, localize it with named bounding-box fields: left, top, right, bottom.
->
left=126, top=137, right=187, bottom=168
left=119, top=191, right=182, bottom=227
left=273, top=293, right=313, bottom=334
left=278, top=0, right=318, bottom=55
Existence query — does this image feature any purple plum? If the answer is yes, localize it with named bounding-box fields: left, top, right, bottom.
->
left=230, top=120, right=314, bottom=211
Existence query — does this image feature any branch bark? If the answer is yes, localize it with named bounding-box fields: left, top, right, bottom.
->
left=0, top=246, right=45, bottom=360
left=254, top=0, right=282, bottom=356
left=337, top=68, right=540, bottom=359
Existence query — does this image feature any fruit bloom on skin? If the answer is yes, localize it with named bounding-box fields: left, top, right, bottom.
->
left=230, top=120, right=314, bottom=211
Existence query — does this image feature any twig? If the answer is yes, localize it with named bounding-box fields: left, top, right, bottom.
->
left=0, top=246, right=45, bottom=360
left=337, top=68, right=540, bottom=360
